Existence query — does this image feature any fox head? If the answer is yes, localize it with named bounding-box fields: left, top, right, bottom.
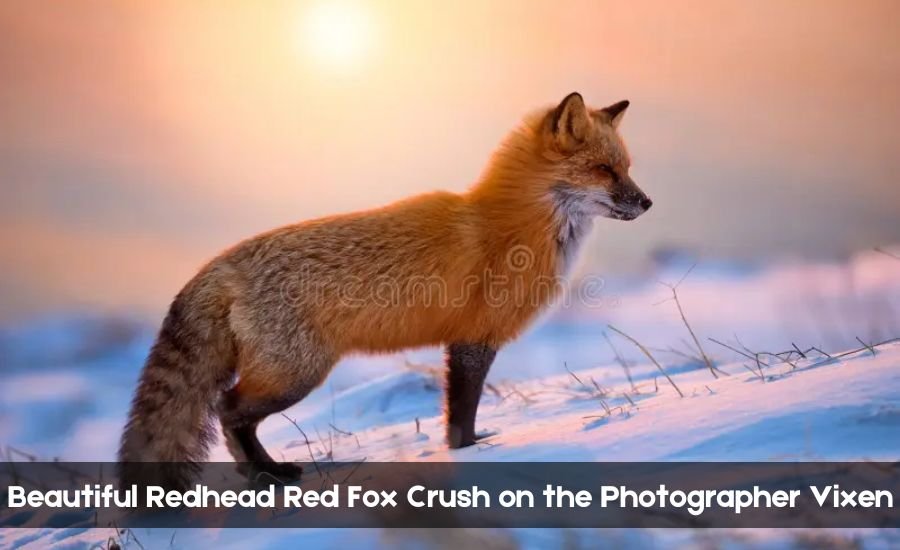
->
left=541, top=92, right=652, bottom=221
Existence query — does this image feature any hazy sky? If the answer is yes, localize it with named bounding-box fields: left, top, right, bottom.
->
left=1, top=0, right=899, bottom=321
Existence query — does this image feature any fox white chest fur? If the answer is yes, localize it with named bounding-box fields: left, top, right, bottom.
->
left=550, top=185, right=596, bottom=275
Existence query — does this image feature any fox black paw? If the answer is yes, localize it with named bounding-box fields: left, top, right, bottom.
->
left=238, top=462, right=304, bottom=483
left=447, top=427, right=496, bottom=449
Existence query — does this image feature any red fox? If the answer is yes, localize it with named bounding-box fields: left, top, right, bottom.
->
left=118, top=93, right=651, bottom=488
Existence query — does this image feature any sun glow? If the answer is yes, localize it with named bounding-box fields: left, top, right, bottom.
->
left=300, top=1, right=376, bottom=71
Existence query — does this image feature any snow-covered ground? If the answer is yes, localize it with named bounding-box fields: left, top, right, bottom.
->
left=2, top=248, right=899, bottom=548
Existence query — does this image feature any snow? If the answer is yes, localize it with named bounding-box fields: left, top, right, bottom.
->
left=2, top=249, right=899, bottom=548
left=243, top=338, right=900, bottom=465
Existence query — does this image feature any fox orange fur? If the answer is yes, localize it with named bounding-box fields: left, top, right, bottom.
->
left=119, top=93, right=652, bottom=488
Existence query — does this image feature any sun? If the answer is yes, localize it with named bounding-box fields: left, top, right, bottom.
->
left=300, top=0, right=376, bottom=71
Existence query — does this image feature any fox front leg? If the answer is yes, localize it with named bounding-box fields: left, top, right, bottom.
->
left=445, top=342, right=497, bottom=448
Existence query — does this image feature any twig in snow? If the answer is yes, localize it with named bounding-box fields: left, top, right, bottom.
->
left=503, top=388, right=537, bottom=406
left=604, top=330, right=636, bottom=392
left=281, top=413, right=322, bottom=477
left=658, top=263, right=721, bottom=379
left=485, top=382, right=504, bottom=399
left=607, top=324, right=684, bottom=398
left=807, top=337, right=899, bottom=368
left=329, top=423, right=353, bottom=437
left=589, top=376, right=608, bottom=397
left=708, top=337, right=755, bottom=362
left=707, top=337, right=765, bottom=380
left=598, top=397, right=612, bottom=415
left=855, top=336, right=877, bottom=357
left=807, top=346, right=833, bottom=359
left=313, top=425, right=333, bottom=461
left=650, top=344, right=704, bottom=365
left=773, top=350, right=799, bottom=369
left=563, top=361, right=587, bottom=389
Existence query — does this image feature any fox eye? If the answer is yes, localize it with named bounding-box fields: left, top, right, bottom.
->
left=595, top=164, right=618, bottom=181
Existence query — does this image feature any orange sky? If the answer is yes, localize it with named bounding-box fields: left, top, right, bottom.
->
left=1, top=0, right=899, bottom=321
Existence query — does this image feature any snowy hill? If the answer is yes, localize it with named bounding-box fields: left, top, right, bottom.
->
left=2, top=249, right=899, bottom=548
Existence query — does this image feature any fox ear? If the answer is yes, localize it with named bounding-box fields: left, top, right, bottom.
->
left=549, top=92, right=592, bottom=153
left=598, top=100, right=630, bottom=129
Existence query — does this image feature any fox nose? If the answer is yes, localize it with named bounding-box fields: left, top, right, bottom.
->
left=640, top=196, right=653, bottom=210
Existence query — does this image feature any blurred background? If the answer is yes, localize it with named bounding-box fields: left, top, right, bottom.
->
left=2, top=0, right=899, bottom=323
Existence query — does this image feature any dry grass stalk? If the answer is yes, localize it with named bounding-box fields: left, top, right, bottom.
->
left=607, top=324, right=684, bottom=398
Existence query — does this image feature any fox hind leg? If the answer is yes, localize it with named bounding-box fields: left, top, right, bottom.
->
left=445, top=342, right=497, bottom=448
left=217, top=352, right=332, bottom=481
left=217, top=383, right=306, bottom=480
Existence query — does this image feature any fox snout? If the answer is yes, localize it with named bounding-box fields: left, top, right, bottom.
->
left=608, top=181, right=652, bottom=221
left=626, top=193, right=653, bottom=213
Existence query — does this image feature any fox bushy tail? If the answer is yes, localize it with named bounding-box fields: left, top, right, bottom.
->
left=118, top=281, right=235, bottom=490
